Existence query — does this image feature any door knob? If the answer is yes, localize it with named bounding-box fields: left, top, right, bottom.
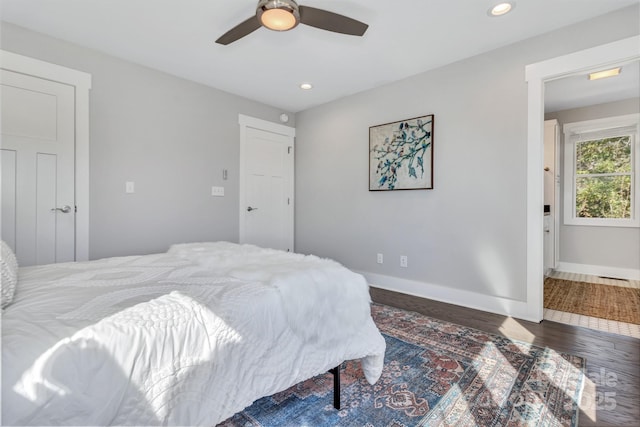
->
left=247, top=206, right=258, bottom=212
left=51, top=205, right=72, bottom=213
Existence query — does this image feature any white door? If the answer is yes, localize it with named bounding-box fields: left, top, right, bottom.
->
left=1, top=69, right=76, bottom=266
left=239, top=115, right=295, bottom=252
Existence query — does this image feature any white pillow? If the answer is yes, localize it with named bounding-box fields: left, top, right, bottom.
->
left=1, top=240, right=18, bottom=309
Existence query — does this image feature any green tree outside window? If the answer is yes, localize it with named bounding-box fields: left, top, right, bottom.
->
left=574, top=135, right=632, bottom=219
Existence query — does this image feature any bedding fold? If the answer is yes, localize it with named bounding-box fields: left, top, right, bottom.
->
left=2, top=242, right=385, bottom=426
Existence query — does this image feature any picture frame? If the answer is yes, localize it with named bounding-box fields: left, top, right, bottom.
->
left=369, top=114, right=434, bottom=191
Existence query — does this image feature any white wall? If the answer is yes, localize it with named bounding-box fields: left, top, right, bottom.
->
left=546, top=98, right=640, bottom=273
left=294, top=6, right=640, bottom=309
left=1, top=22, right=294, bottom=260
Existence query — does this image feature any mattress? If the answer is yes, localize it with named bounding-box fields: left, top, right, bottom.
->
left=1, top=242, right=385, bottom=425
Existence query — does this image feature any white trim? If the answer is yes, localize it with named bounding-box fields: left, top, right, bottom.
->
left=555, top=262, right=640, bottom=281
left=544, top=119, right=560, bottom=270
left=562, top=114, right=640, bottom=228
left=0, top=50, right=92, bottom=89
left=525, top=36, right=640, bottom=322
left=358, top=271, right=539, bottom=323
left=563, top=114, right=640, bottom=135
left=553, top=120, right=561, bottom=269
left=238, top=114, right=296, bottom=137
left=238, top=114, right=295, bottom=251
left=0, top=50, right=92, bottom=261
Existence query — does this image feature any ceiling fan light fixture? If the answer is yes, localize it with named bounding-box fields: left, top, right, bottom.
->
left=216, top=0, right=368, bottom=45
left=261, top=8, right=296, bottom=30
left=257, top=0, right=300, bottom=31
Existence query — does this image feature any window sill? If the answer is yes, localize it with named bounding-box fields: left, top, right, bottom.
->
left=563, top=217, right=640, bottom=228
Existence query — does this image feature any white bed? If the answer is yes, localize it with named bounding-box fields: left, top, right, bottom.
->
left=1, top=241, right=385, bottom=426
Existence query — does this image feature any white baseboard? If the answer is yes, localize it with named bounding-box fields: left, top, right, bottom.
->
left=356, top=270, right=540, bottom=323
left=555, top=262, right=640, bottom=281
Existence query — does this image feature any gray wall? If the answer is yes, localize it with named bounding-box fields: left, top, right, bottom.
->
left=1, top=22, right=294, bottom=260
left=294, top=6, right=639, bottom=301
left=546, top=98, right=640, bottom=270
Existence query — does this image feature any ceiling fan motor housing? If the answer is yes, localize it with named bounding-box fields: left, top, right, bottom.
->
left=257, top=0, right=300, bottom=31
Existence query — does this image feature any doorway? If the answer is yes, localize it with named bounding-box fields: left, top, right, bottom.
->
left=525, top=35, right=640, bottom=328
left=541, top=63, right=640, bottom=337
left=238, top=114, right=295, bottom=252
left=0, top=50, right=91, bottom=264
left=1, top=69, right=76, bottom=266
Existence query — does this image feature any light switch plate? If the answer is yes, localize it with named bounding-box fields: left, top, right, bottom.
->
left=125, top=181, right=135, bottom=194
left=211, top=186, right=225, bottom=197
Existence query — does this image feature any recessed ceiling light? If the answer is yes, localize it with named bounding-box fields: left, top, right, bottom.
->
left=489, top=2, right=514, bottom=17
left=300, top=83, right=313, bottom=90
left=588, top=67, right=622, bottom=80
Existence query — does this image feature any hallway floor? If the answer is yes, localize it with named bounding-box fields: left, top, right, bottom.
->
left=544, top=271, right=640, bottom=338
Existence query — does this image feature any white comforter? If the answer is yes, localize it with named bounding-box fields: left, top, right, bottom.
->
left=1, top=242, right=385, bottom=426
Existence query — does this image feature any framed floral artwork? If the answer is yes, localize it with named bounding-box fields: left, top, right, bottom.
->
left=369, top=114, right=434, bottom=191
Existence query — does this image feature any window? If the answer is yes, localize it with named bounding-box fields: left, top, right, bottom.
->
left=563, top=114, right=640, bottom=227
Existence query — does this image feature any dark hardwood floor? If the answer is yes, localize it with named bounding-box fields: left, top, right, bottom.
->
left=370, top=287, right=640, bottom=427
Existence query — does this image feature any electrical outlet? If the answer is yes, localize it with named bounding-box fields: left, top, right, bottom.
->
left=400, top=255, right=408, bottom=268
left=377, top=253, right=383, bottom=264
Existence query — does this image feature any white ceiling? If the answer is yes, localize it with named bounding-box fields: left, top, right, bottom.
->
left=545, top=60, right=640, bottom=113
left=1, top=0, right=637, bottom=112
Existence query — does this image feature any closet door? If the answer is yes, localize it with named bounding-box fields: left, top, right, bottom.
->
left=239, top=115, right=295, bottom=252
left=1, top=69, right=76, bottom=266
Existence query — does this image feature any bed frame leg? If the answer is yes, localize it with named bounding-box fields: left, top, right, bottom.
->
left=330, top=365, right=340, bottom=410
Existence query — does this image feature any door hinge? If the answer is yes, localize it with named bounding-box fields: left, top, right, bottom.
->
left=75, top=205, right=78, bottom=213
left=288, top=146, right=292, bottom=154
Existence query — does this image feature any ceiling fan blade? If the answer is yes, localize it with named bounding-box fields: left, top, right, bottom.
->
left=215, top=16, right=262, bottom=45
left=298, top=6, right=368, bottom=36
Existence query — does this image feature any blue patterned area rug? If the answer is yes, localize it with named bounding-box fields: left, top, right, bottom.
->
left=219, top=303, right=585, bottom=426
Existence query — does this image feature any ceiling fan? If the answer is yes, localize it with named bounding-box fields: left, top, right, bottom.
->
left=215, top=0, right=368, bottom=45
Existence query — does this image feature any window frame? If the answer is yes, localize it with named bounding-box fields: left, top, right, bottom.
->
left=563, top=113, right=640, bottom=228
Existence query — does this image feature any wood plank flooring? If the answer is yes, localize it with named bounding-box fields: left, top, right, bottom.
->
left=370, top=287, right=640, bottom=427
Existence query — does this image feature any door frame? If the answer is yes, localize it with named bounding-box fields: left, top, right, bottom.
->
left=543, top=118, right=561, bottom=272
left=553, top=121, right=560, bottom=270
left=1, top=50, right=92, bottom=261
left=238, top=114, right=295, bottom=251
left=525, top=35, right=640, bottom=322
